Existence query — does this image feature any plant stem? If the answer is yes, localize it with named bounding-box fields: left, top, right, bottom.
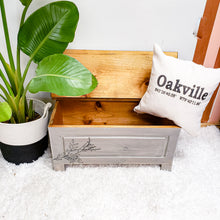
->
left=17, top=3, right=31, bottom=79
left=17, top=58, right=33, bottom=99
left=22, top=80, right=31, bottom=98
left=10, top=116, right=16, bottom=124
left=0, top=84, right=18, bottom=122
left=18, top=95, right=26, bottom=122
left=17, top=31, right=49, bottom=97
left=14, top=2, right=33, bottom=123
left=0, top=52, right=17, bottom=93
left=0, top=84, right=10, bottom=100
left=0, top=0, right=15, bottom=72
left=17, top=2, right=54, bottom=99
left=0, top=68, right=14, bottom=97
left=0, top=94, right=7, bottom=101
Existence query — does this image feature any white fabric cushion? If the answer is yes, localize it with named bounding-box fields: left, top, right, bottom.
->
left=134, top=44, right=220, bottom=135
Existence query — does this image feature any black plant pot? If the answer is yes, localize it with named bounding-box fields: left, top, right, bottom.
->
left=0, top=134, right=48, bottom=165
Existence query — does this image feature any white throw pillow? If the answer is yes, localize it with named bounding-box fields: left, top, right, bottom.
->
left=134, top=44, right=220, bottom=136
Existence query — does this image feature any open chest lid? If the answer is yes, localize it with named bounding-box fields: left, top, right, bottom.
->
left=51, top=49, right=178, bottom=100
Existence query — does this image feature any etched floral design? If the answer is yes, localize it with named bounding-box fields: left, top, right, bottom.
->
left=53, top=137, right=100, bottom=163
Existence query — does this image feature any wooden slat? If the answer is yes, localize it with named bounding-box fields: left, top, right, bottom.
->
left=52, top=49, right=177, bottom=100
left=193, top=0, right=220, bottom=65
left=193, top=0, right=220, bottom=123
left=49, top=101, right=63, bottom=126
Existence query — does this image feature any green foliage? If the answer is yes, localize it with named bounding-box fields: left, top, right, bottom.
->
left=29, top=54, right=98, bottom=96
left=18, top=1, right=79, bottom=63
left=19, top=0, right=32, bottom=6
left=0, top=0, right=97, bottom=123
left=0, top=102, right=12, bottom=122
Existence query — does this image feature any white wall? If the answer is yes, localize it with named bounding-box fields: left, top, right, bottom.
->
left=73, top=0, right=206, bottom=59
left=0, top=0, right=206, bottom=99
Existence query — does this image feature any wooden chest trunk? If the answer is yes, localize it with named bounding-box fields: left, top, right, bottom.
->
left=48, top=50, right=181, bottom=171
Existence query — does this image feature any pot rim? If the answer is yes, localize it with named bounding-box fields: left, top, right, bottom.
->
left=0, top=98, right=52, bottom=145
left=0, top=98, right=52, bottom=126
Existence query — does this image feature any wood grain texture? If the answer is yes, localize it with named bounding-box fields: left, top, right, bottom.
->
left=215, top=48, right=220, bottom=68
left=193, top=0, right=220, bottom=123
left=52, top=50, right=177, bottom=99
left=49, top=99, right=176, bottom=127
left=49, top=49, right=180, bottom=172
left=49, top=101, right=63, bottom=126
left=193, top=0, right=220, bottom=65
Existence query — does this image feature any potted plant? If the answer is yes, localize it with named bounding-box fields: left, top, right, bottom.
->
left=0, top=0, right=97, bottom=164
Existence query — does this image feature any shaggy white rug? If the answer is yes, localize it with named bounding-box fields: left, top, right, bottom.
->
left=0, top=126, right=220, bottom=220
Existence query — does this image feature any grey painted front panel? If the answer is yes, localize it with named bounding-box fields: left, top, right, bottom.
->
left=63, top=136, right=168, bottom=157
left=49, top=126, right=181, bottom=171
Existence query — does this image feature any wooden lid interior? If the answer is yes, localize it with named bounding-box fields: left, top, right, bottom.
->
left=52, top=49, right=178, bottom=100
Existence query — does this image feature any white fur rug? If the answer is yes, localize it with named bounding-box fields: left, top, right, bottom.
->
left=0, top=126, right=220, bottom=220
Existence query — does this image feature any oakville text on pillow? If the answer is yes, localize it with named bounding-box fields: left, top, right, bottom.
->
left=155, top=74, right=208, bottom=106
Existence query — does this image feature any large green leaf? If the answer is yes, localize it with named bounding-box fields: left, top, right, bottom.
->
left=28, top=54, right=98, bottom=96
left=19, top=0, right=32, bottom=6
left=18, top=1, right=79, bottom=63
left=0, top=102, right=12, bottom=122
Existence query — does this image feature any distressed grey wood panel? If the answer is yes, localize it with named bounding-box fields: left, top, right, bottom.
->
left=63, top=136, right=168, bottom=157
left=56, top=156, right=171, bottom=165
left=49, top=126, right=180, bottom=171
